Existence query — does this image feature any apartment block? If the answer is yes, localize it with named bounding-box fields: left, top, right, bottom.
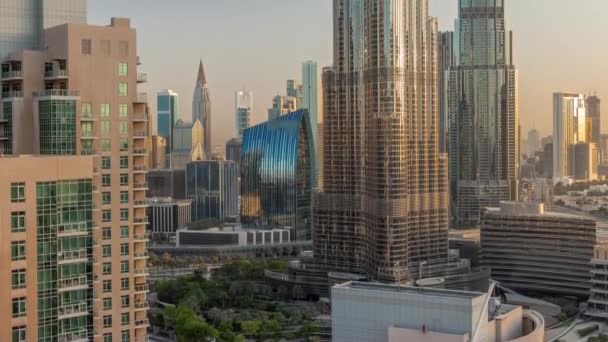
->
left=0, top=18, right=149, bottom=341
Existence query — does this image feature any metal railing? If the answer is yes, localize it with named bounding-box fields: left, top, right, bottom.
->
left=34, top=89, right=79, bottom=97
left=136, top=72, right=147, bottom=83
left=58, top=275, right=89, bottom=290
left=135, top=92, right=147, bottom=103
left=58, top=302, right=88, bottom=317
left=45, top=69, right=68, bottom=78
left=58, top=249, right=88, bottom=263
left=134, top=284, right=149, bottom=293
left=2, top=91, right=23, bottom=98
left=1, top=70, right=23, bottom=79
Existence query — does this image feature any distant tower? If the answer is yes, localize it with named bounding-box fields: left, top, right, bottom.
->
left=235, top=88, right=253, bottom=138
left=193, top=60, right=212, bottom=157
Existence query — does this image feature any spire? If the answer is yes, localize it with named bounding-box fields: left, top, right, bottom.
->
left=197, top=59, right=206, bottom=85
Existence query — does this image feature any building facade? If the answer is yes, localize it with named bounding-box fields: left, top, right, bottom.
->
left=192, top=60, right=212, bottom=157
left=147, top=169, right=186, bottom=199
left=267, top=95, right=297, bottom=121
left=0, top=0, right=87, bottom=59
left=0, top=17, right=149, bottom=341
left=225, top=137, right=242, bottom=172
left=587, top=95, right=601, bottom=144
left=150, top=135, right=167, bottom=170
left=315, top=0, right=448, bottom=282
left=186, top=159, right=238, bottom=222
left=573, top=142, right=599, bottom=181
left=553, top=92, right=586, bottom=182
left=527, top=129, right=540, bottom=157
left=156, top=89, right=178, bottom=156
left=148, top=197, right=192, bottom=236
left=438, top=31, right=454, bottom=154
left=302, top=61, right=318, bottom=153
left=241, top=109, right=315, bottom=241
left=286, top=79, right=303, bottom=107
left=235, top=88, right=252, bottom=138
left=587, top=243, right=608, bottom=320
left=481, top=202, right=596, bottom=298
left=448, top=0, right=520, bottom=226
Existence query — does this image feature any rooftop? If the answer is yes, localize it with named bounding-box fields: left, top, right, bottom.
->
left=484, top=201, right=596, bottom=221
left=335, top=281, right=484, bottom=300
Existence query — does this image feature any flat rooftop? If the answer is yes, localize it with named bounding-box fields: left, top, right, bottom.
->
left=335, top=281, right=484, bottom=300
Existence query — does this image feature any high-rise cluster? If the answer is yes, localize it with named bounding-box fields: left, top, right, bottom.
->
left=315, top=0, right=449, bottom=283
left=0, top=8, right=149, bottom=341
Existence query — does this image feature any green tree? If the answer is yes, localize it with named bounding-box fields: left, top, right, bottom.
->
left=240, top=320, right=262, bottom=339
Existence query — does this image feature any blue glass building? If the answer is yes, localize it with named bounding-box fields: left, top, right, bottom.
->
left=186, top=159, right=238, bottom=221
left=157, top=89, right=179, bottom=153
left=240, top=109, right=315, bottom=241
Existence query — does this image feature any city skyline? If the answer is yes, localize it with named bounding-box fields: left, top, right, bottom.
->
left=89, top=0, right=608, bottom=149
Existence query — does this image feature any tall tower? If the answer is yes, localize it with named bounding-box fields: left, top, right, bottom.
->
left=315, top=0, right=448, bottom=283
left=449, top=0, right=519, bottom=226
left=553, top=93, right=586, bottom=181
left=587, top=95, right=601, bottom=144
left=438, top=32, right=454, bottom=154
left=192, top=60, right=212, bottom=157
left=302, top=61, right=319, bottom=183
left=157, top=89, right=178, bottom=161
left=235, top=88, right=253, bottom=138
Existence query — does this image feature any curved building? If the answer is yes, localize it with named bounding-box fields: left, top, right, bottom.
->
left=241, top=109, right=315, bottom=241
left=481, top=201, right=596, bottom=298
left=192, top=60, right=212, bottom=157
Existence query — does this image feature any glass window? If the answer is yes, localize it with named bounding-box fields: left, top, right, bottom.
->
left=120, top=174, right=129, bottom=186
left=120, top=156, right=128, bottom=168
left=103, top=245, right=112, bottom=258
left=103, top=280, right=112, bottom=293
left=102, top=210, right=111, bottom=223
left=102, top=174, right=111, bottom=187
left=119, top=41, right=129, bottom=57
left=121, top=330, right=130, bottom=342
left=101, top=121, right=111, bottom=136
left=102, top=139, right=111, bottom=152
left=120, top=278, right=129, bottom=290
left=121, top=312, right=130, bottom=326
left=121, top=295, right=130, bottom=308
left=12, top=326, right=26, bottom=342
left=103, top=334, right=112, bottom=342
left=82, top=39, right=92, bottom=55
left=118, top=63, right=128, bottom=76
left=101, top=157, right=111, bottom=169
left=81, top=122, right=92, bottom=138
left=120, top=208, right=129, bottom=221
left=103, top=262, right=112, bottom=275
left=12, top=297, right=26, bottom=318
left=120, top=261, right=129, bottom=273
left=101, top=104, right=110, bottom=118
left=11, top=269, right=26, bottom=289
left=11, top=241, right=25, bottom=261
left=103, top=298, right=112, bottom=310
left=120, top=139, right=129, bottom=151
left=82, top=103, right=92, bottom=116
left=119, top=104, right=128, bottom=118
left=11, top=211, right=25, bottom=232
left=120, top=226, right=129, bottom=239
left=102, top=192, right=111, bottom=205
left=119, top=121, right=128, bottom=136
left=103, top=315, right=112, bottom=328
left=119, top=83, right=128, bottom=97
left=120, top=243, right=129, bottom=256
left=103, top=227, right=111, bottom=240
left=120, top=191, right=129, bottom=203
left=11, top=182, right=25, bottom=202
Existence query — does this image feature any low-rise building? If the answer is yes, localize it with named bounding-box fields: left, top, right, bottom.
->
left=481, top=201, right=596, bottom=298
left=586, top=243, right=608, bottom=320
left=147, top=169, right=186, bottom=199
left=176, top=225, right=290, bottom=247
left=148, top=197, right=192, bottom=236
left=331, top=281, right=544, bottom=342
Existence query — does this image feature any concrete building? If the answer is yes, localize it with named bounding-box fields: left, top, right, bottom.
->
left=553, top=93, right=586, bottom=182
left=587, top=243, right=608, bottom=320
left=332, top=282, right=544, bottom=342
left=315, top=0, right=448, bottom=282
left=481, top=202, right=596, bottom=298
left=186, top=159, right=238, bottom=221
left=147, top=169, right=186, bottom=199
left=448, top=0, right=519, bottom=226
left=148, top=197, right=192, bottom=236
left=0, top=17, right=149, bottom=341
left=0, top=0, right=87, bottom=59
left=268, top=94, right=297, bottom=121
left=225, top=137, right=242, bottom=172
left=573, top=142, right=598, bottom=181
left=519, top=179, right=554, bottom=210
left=176, top=225, right=291, bottom=247
left=235, top=88, right=252, bottom=138
left=192, top=60, right=212, bottom=157
left=542, top=142, right=553, bottom=179
left=150, top=135, right=167, bottom=170
left=587, top=95, right=601, bottom=144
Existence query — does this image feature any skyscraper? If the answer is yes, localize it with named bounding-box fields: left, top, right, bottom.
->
left=0, top=17, right=149, bottom=341
left=192, top=60, right=212, bottom=157
left=587, top=96, right=601, bottom=160
left=438, top=32, right=454, bottom=154
left=0, top=0, right=87, bottom=59
left=267, top=95, right=297, bottom=121
left=448, top=0, right=519, bottom=226
left=157, top=89, right=178, bottom=157
left=235, top=88, right=253, bottom=138
left=302, top=61, right=319, bottom=181
left=315, top=0, right=448, bottom=283
left=286, top=79, right=303, bottom=107
left=527, top=129, right=540, bottom=157
left=553, top=92, right=586, bottom=181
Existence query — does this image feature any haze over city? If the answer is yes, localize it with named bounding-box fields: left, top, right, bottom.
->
left=89, top=0, right=608, bottom=148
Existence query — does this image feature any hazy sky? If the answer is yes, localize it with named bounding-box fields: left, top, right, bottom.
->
left=89, top=0, right=608, bottom=149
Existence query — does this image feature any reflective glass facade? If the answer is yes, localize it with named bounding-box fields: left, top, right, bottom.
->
left=241, top=109, right=315, bottom=241
left=192, top=61, right=212, bottom=156
left=39, top=99, right=77, bottom=155
left=157, top=90, right=178, bottom=154
left=186, top=160, right=238, bottom=221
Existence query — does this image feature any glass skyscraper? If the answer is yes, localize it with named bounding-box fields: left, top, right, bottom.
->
left=186, top=159, right=238, bottom=221
left=157, top=89, right=179, bottom=159
left=241, top=109, right=315, bottom=241
left=302, top=61, right=319, bottom=185
left=235, top=88, right=252, bottom=138
left=448, top=0, right=519, bottom=226
left=192, top=60, right=212, bottom=157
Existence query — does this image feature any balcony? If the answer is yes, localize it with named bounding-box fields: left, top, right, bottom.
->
left=133, top=114, right=148, bottom=122
left=58, top=249, right=89, bottom=264
left=134, top=233, right=149, bottom=243
left=58, top=302, right=89, bottom=319
left=2, top=90, right=23, bottom=98
left=134, top=182, right=148, bottom=191
left=44, top=69, right=68, bottom=79
left=135, top=92, right=147, bottom=103
left=136, top=72, right=147, bottom=83
left=81, top=149, right=96, bottom=156
left=58, top=275, right=89, bottom=292
left=80, top=132, right=97, bottom=140
left=33, top=89, right=79, bottom=98
left=134, top=199, right=147, bottom=208
left=58, top=330, right=88, bottom=342
left=0, top=114, right=9, bottom=122
left=81, top=113, right=96, bottom=121
left=1, top=70, right=23, bottom=80
left=134, top=251, right=149, bottom=259
left=133, top=130, right=147, bottom=139
left=135, top=267, right=149, bottom=275
left=58, top=223, right=89, bottom=237
left=135, top=318, right=150, bottom=328
left=134, top=216, right=149, bottom=225
left=134, top=284, right=149, bottom=293
left=133, top=165, right=147, bottom=173
left=134, top=301, right=149, bottom=311
left=133, top=148, right=147, bottom=155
